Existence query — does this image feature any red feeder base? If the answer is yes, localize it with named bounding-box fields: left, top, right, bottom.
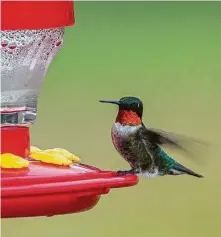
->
left=1, top=126, right=138, bottom=218
left=1, top=162, right=138, bottom=218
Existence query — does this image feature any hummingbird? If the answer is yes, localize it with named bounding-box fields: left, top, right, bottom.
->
left=99, top=96, right=204, bottom=178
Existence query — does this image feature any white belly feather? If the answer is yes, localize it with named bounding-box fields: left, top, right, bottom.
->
left=111, top=122, right=161, bottom=178
left=112, top=122, right=141, bottom=138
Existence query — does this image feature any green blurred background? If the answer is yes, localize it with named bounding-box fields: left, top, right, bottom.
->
left=2, top=2, right=221, bottom=237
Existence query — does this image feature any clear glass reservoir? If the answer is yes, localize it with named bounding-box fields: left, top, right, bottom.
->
left=1, top=28, right=64, bottom=126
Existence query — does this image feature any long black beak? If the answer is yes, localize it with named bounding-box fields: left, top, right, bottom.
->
left=99, top=100, right=120, bottom=105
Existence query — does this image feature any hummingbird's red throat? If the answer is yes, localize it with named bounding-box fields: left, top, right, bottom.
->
left=116, top=110, right=141, bottom=126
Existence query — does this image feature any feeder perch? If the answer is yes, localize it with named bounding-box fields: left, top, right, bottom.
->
left=0, top=1, right=138, bottom=218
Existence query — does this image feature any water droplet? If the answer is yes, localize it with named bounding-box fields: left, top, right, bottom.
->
left=1, top=41, right=8, bottom=47
left=55, top=41, right=62, bottom=47
left=8, top=43, right=17, bottom=50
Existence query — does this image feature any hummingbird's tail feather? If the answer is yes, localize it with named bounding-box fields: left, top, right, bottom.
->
left=170, top=163, right=203, bottom=178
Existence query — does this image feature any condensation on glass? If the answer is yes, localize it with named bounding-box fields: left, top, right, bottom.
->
left=0, top=28, right=64, bottom=126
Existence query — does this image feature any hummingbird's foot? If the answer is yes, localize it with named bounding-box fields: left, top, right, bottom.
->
left=116, top=169, right=137, bottom=176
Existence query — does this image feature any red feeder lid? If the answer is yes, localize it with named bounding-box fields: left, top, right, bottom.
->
left=1, top=162, right=138, bottom=218
left=1, top=1, right=75, bottom=30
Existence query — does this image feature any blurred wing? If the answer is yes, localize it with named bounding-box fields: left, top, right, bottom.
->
left=138, top=125, right=209, bottom=162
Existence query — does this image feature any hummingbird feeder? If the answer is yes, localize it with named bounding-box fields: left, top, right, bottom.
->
left=0, top=1, right=138, bottom=219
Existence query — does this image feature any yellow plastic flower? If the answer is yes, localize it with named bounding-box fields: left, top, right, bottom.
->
left=30, top=147, right=81, bottom=166
left=0, top=153, right=29, bottom=169
left=31, top=151, right=72, bottom=166
left=44, top=148, right=81, bottom=162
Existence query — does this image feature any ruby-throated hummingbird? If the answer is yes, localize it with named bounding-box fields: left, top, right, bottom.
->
left=100, top=96, right=204, bottom=178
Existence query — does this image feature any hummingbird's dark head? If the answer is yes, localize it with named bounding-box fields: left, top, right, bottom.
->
left=99, top=96, right=143, bottom=125
left=118, top=96, right=143, bottom=118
